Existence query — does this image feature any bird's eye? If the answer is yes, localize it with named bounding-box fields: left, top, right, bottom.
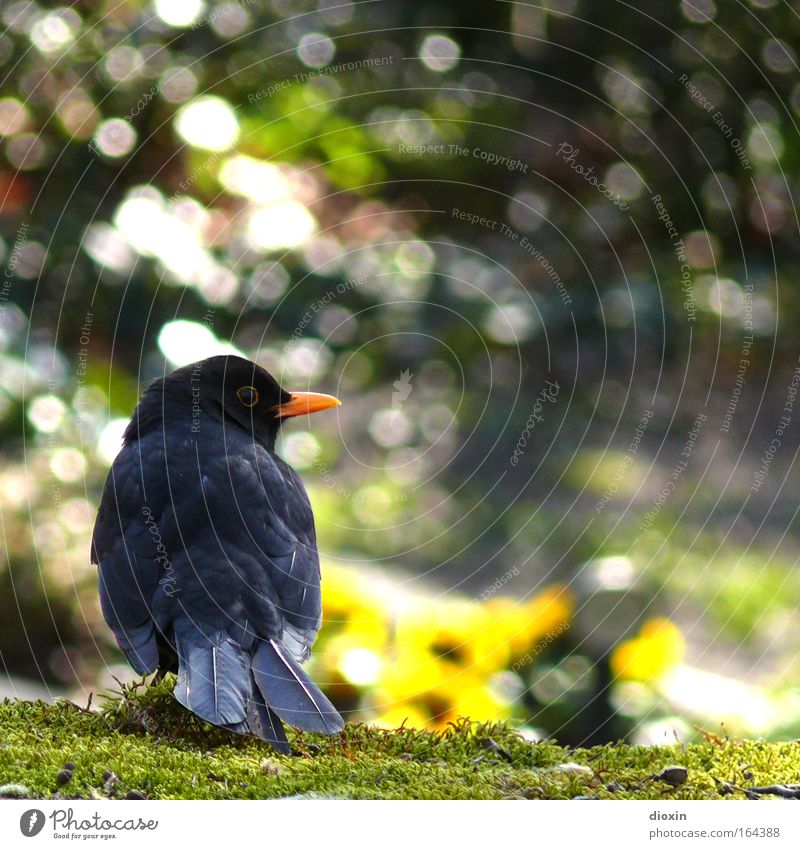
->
left=236, top=385, right=259, bottom=407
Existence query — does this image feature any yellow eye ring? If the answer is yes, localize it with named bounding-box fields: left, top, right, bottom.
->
left=236, top=385, right=259, bottom=407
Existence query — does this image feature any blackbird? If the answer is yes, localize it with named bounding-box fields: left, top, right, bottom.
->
left=92, top=355, right=344, bottom=752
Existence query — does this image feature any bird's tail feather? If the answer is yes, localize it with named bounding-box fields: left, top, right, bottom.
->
left=253, top=639, right=344, bottom=735
left=117, top=621, right=159, bottom=675
left=173, top=626, right=251, bottom=726
left=171, top=624, right=290, bottom=750
left=240, top=681, right=290, bottom=754
left=171, top=625, right=340, bottom=747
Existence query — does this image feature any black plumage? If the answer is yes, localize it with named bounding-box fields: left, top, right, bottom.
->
left=92, top=355, right=344, bottom=752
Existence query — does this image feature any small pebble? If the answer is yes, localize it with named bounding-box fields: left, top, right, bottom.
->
left=260, top=759, right=281, bottom=776
left=56, top=769, right=73, bottom=786
left=656, top=765, right=689, bottom=787
left=124, top=790, right=146, bottom=800
left=103, top=771, right=120, bottom=793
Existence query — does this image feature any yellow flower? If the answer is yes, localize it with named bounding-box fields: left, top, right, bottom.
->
left=424, top=671, right=511, bottom=729
left=322, top=564, right=382, bottom=620
left=442, top=679, right=511, bottom=726
left=395, top=599, right=510, bottom=674
left=610, top=617, right=685, bottom=682
left=372, top=702, right=430, bottom=730
left=524, top=584, right=574, bottom=642
left=318, top=565, right=573, bottom=730
left=481, top=584, right=572, bottom=661
left=378, top=648, right=446, bottom=701
left=375, top=668, right=511, bottom=730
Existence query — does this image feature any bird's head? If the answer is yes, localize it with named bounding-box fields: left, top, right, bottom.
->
left=125, top=354, right=341, bottom=451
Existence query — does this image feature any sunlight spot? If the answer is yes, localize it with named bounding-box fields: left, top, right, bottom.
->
left=28, top=395, right=66, bottom=433
left=297, top=32, right=335, bottom=68
left=93, top=118, right=137, bottom=158
left=420, top=34, right=460, bottom=72
left=247, top=202, right=316, bottom=251
left=218, top=156, right=291, bottom=204
left=282, top=432, right=321, bottom=469
left=175, top=96, right=239, bottom=151
left=97, top=418, right=129, bottom=465
left=0, top=97, right=30, bottom=136
left=339, top=647, right=382, bottom=685
left=157, top=320, right=242, bottom=368
left=50, top=448, right=86, bottom=483
left=155, top=0, right=205, bottom=28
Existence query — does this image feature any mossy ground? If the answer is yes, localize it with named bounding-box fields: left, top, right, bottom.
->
left=1, top=680, right=799, bottom=800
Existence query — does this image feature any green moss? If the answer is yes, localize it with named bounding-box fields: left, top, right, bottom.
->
left=0, top=681, right=798, bottom=800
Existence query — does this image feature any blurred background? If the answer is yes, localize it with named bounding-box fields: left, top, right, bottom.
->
left=1, top=0, right=800, bottom=747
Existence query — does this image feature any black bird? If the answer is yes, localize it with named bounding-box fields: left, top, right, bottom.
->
left=92, top=355, right=344, bottom=752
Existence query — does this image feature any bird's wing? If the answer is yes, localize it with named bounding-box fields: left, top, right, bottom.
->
left=209, top=444, right=323, bottom=664
left=92, top=442, right=166, bottom=674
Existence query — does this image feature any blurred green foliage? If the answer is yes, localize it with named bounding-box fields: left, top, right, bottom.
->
left=1, top=1, right=799, bottom=745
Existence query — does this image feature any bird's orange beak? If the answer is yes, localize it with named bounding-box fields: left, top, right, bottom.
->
left=274, top=391, right=341, bottom=418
